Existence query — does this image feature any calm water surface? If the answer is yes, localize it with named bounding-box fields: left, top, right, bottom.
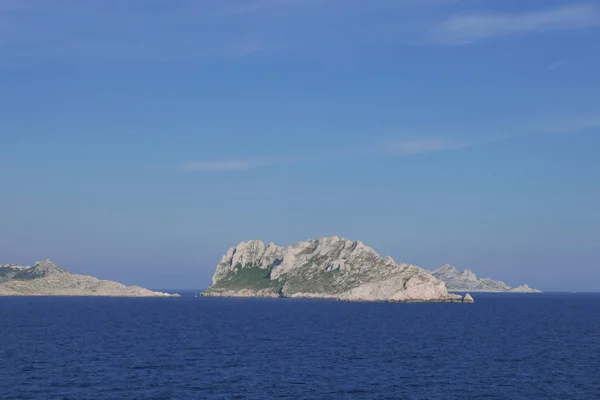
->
left=1, top=293, right=599, bottom=399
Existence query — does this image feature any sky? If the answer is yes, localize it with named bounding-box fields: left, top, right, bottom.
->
left=1, top=0, right=599, bottom=291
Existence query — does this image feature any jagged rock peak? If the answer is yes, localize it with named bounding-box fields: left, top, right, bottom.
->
left=32, top=259, right=68, bottom=275
left=204, top=237, right=468, bottom=303
left=437, top=264, right=457, bottom=273
left=219, top=236, right=383, bottom=277
left=435, top=264, right=477, bottom=280
left=432, top=265, right=541, bottom=293
left=229, top=236, right=377, bottom=255
left=508, top=284, right=542, bottom=293
left=461, top=269, right=478, bottom=281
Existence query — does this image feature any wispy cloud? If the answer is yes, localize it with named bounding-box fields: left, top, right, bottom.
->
left=179, top=114, right=600, bottom=172
left=434, top=3, right=600, bottom=45
left=3, top=1, right=598, bottom=65
left=0, top=0, right=465, bottom=64
left=540, top=115, right=600, bottom=134
left=180, top=137, right=474, bottom=172
left=0, top=0, right=275, bottom=63
left=548, top=59, right=568, bottom=71
left=382, top=137, right=471, bottom=155
left=180, top=149, right=355, bottom=172
left=182, top=160, right=254, bottom=172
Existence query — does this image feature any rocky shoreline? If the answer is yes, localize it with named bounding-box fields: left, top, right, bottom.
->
left=202, top=288, right=475, bottom=303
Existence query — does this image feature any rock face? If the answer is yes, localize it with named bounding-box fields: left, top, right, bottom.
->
left=508, top=284, right=541, bottom=293
left=432, top=265, right=541, bottom=293
left=202, top=237, right=472, bottom=303
left=0, top=259, right=179, bottom=297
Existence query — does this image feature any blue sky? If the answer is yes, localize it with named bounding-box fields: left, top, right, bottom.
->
left=1, top=0, right=599, bottom=291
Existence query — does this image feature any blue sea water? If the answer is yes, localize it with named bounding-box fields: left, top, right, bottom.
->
left=0, top=293, right=599, bottom=400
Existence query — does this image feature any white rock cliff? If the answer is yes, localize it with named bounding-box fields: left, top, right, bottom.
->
left=431, top=264, right=541, bottom=293
left=203, top=237, right=473, bottom=303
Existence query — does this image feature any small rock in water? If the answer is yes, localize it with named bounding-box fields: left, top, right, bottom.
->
left=463, top=293, right=474, bottom=303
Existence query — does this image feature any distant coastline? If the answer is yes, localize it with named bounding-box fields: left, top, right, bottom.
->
left=432, top=265, right=541, bottom=293
left=0, top=259, right=180, bottom=297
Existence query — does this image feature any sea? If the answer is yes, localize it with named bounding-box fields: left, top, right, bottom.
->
left=0, top=292, right=598, bottom=400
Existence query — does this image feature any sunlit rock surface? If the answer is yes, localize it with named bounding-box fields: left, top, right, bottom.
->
left=0, top=259, right=179, bottom=297
left=202, top=237, right=471, bottom=303
left=432, top=265, right=541, bottom=293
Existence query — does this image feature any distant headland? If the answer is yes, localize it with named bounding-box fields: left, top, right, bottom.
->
left=0, top=259, right=179, bottom=297
left=432, top=265, right=541, bottom=293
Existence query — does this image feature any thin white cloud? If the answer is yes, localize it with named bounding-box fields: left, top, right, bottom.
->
left=541, top=116, right=600, bottom=134
left=223, top=0, right=459, bottom=15
left=179, top=115, right=600, bottom=172
left=181, top=137, right=472, bottom=172
left=548, top=59, right=567, bottom=71
left=179, top=149, right=353, bottom=172
left=182, top=160, right=253, bottom=172
left=382, top=137, right=471, bottom=155
left=0, top=1, right=271, bottom=63
left=434, top=3, right=600, bottom=45
left=0, top=0, right=468, bottom=64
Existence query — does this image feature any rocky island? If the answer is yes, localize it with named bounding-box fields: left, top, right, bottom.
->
left=432, top=264, right=541, bottom=293
left=202, top=237, right=473, bottom=303
left=0, top=259, right=179, bottom=297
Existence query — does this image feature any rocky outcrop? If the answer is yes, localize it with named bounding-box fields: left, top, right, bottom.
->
left=432, top=265, right=541, bottom=293
left=202, top=237, right=472, bottom=303
left=508, top=284, right=541, bottom=293
left=0, top=259, right=179, bottom=297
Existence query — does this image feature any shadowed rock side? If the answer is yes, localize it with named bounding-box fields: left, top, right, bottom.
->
left=202, top=237, right=473, bottom=303
left=0, top=259, right=179, bottom=297
left=432, top=265, right=541, bottom=293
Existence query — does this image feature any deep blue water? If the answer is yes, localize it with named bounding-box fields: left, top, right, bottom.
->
left=1, top=293, right=599, bottom=400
